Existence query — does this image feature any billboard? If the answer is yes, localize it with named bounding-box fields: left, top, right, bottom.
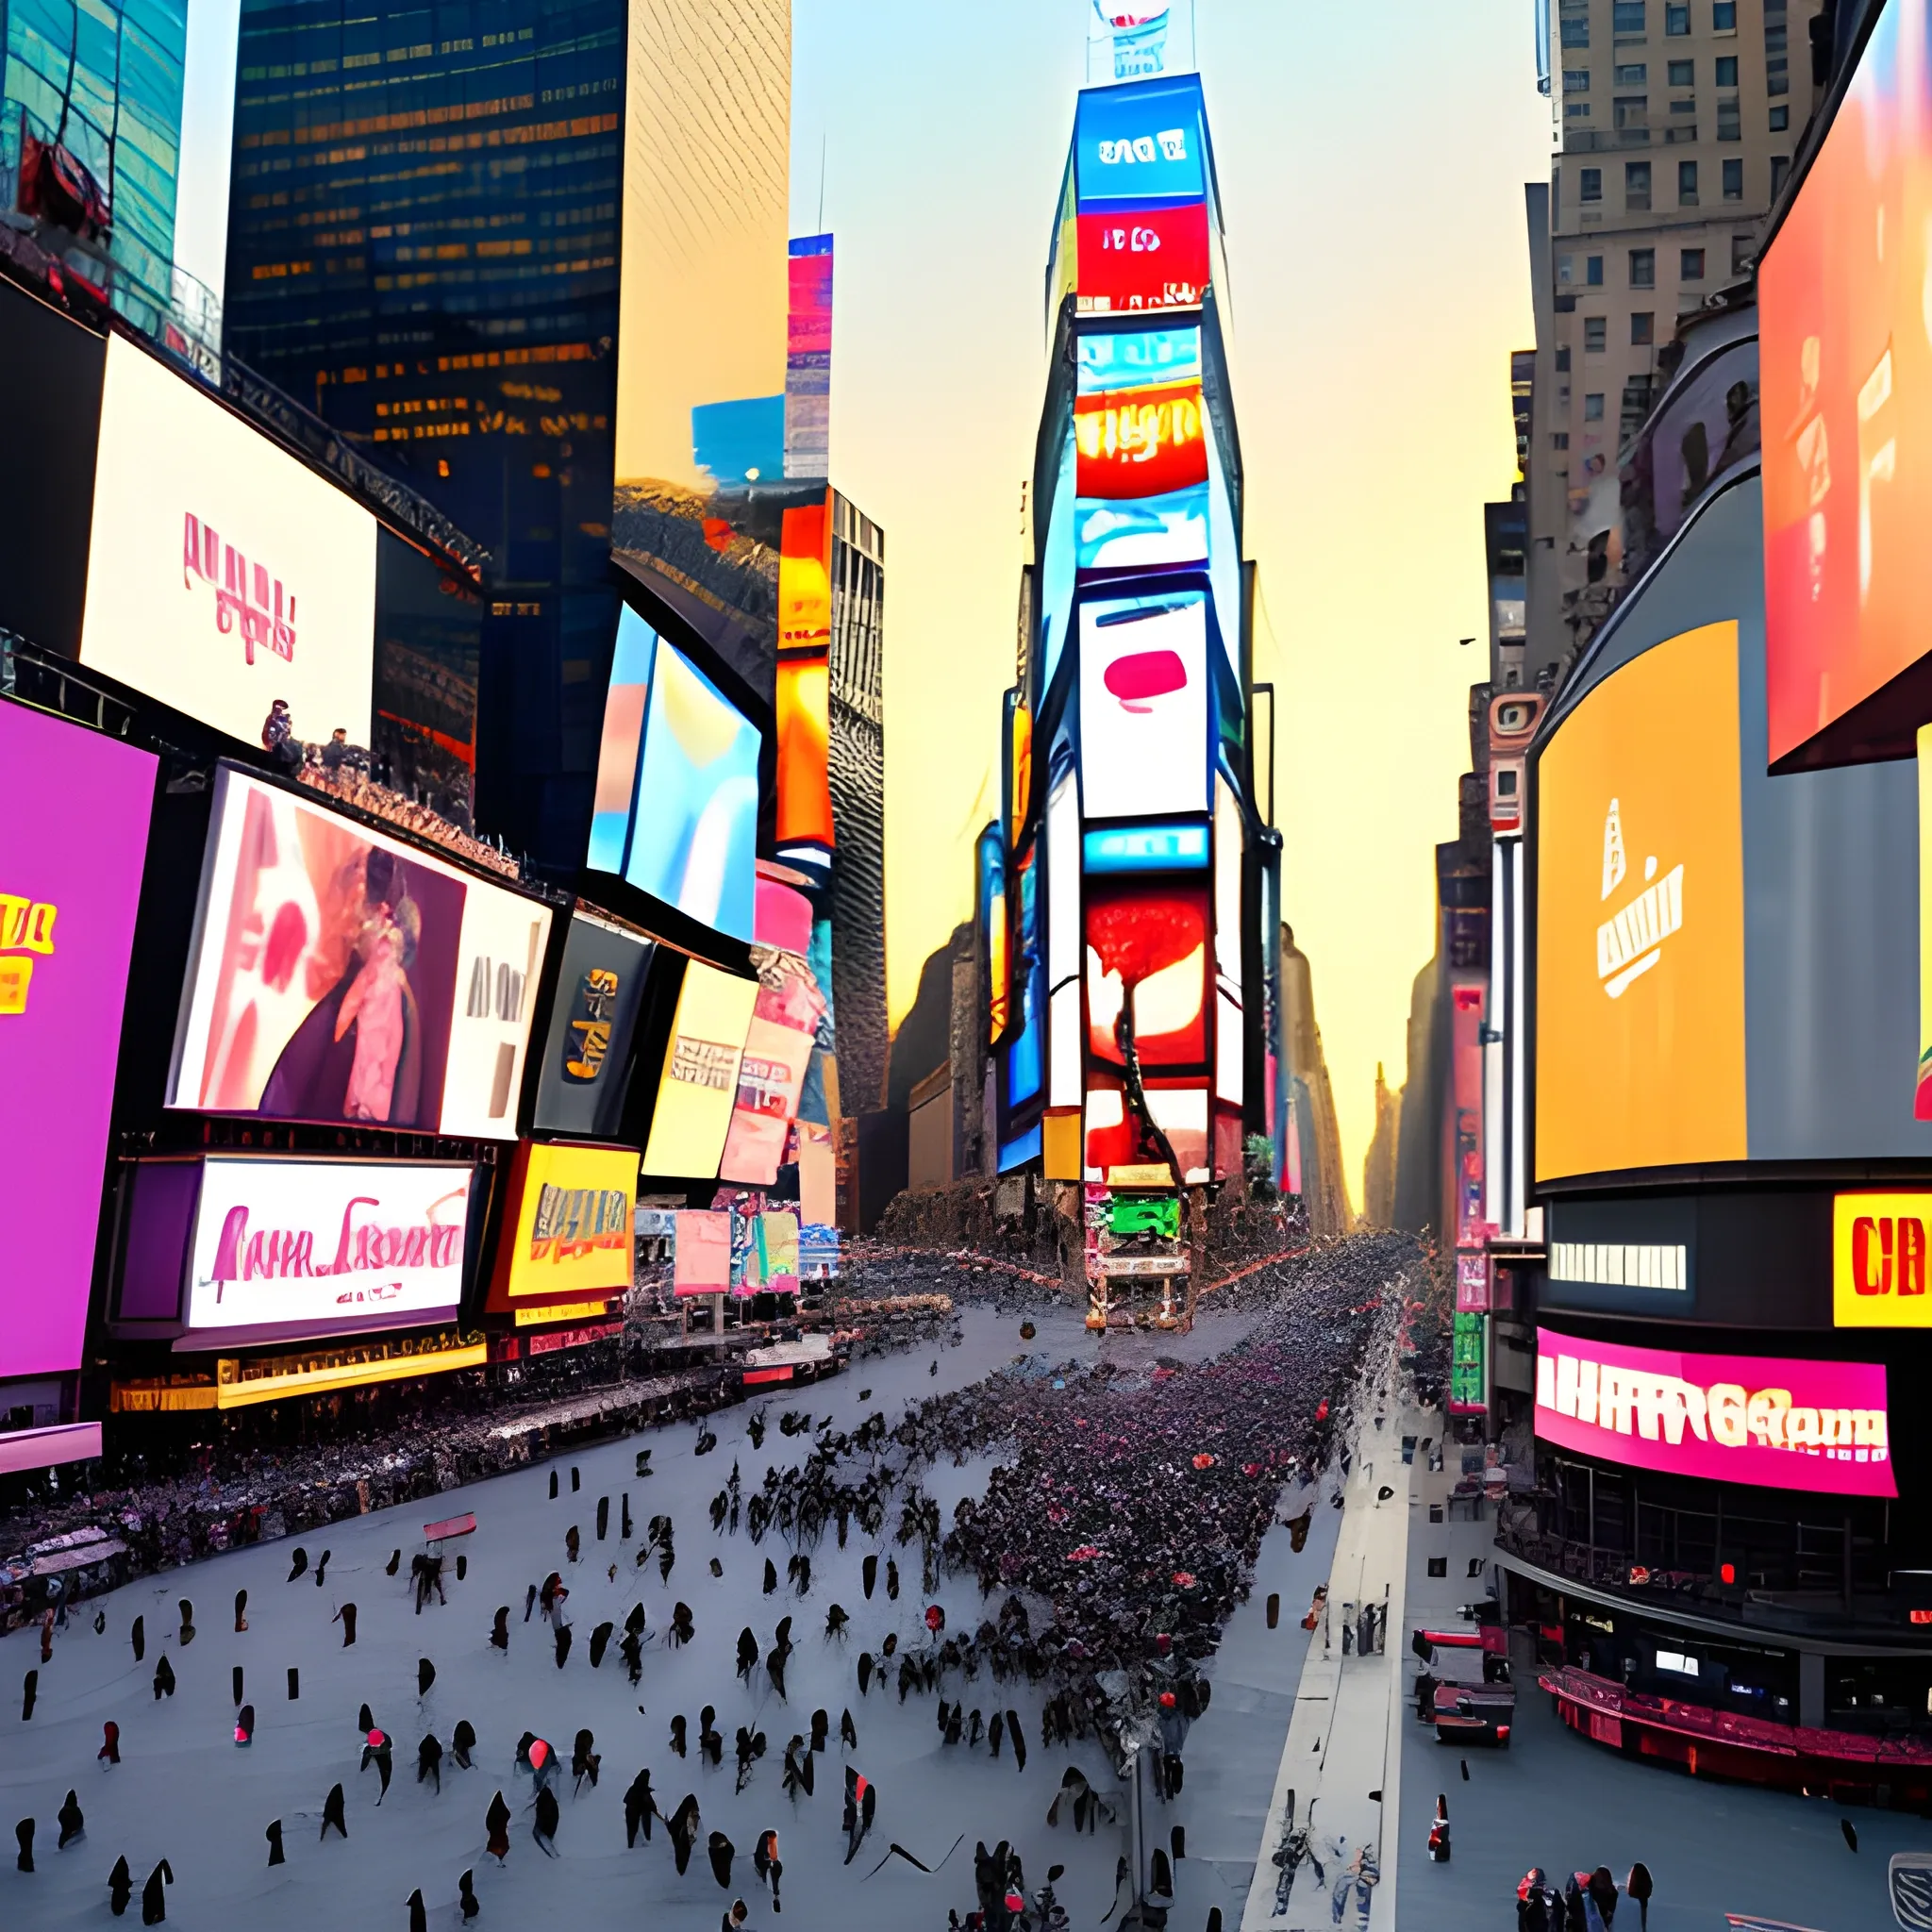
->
left=1073, top=75, right=1208, bottom=208
left=1534, top=1326, right=1895, bottom=1498
left=1535, top=623, right=1746, bottom=1180
left=1074, top=204, right=1210, bottom=315
left=0, top=701, right=155, bottom=1379
left=588, top=608, right=761, bottom=942
left=1084, top=880, right=1208, bottom=1072
left=185, top=1156, right=474, bottom=1343
left=531, top=910, right=655, bottom=1140
left=1074, top=327, right=1208, bottom=501
left=1087, top=3, right=1195, bottom=82
left=494, top=1141, right=635, bottom=1301
left=785, top=233, right=833, bottom=479
left=775, top=493, right=835, bottom=871
left=80, top=336, right=377, bottom=747
left=1833, top=1192, right=1932, bottom=1325
left=1760, top=0, right=1932, bottom=769
left=641, top=959, right=758, bottom=1179
left=720, top=957, right=824, bottom=1186
left=1078, top=591, right=1210, bottom=820
left=170, top=767, right=551, bottom=1138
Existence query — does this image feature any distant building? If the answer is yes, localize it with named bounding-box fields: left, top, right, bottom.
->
left=1278, top=926, right=1349, bottom=1235
left=1362, top=1063, right=1400, bottom=1230
left=223, top=0, right=626, bottom=868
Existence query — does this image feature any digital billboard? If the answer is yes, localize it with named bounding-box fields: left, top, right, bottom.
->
left=1078, top=591, right=1210, bottom=821
left=1073, top=75, right=1208, bottom=208
left=588, top=608, right=761, bottom=942
left=185, top=1156, right=474, bottom=1343
left=170, top=767, right=551, bottom=1139
left=0, top=701, right=155, bottom=1380
left=531, top=910, right=655, bottom=1140
left=1834, top=1192, right=1932, bottom=1325
left=719, top=952, right=824, bottom=1187
left=1074, top=327, right=1208, bottom=502
left=977, top=825, right=1008, bottom=1045
left=1085, top=881, right=1208, bottom=1072
left=775, top=494, right=835, bottom=872
left=1760, top=0, right=1932, bottom=769
left=1535, top=623, right=1746, bottom=1181
left=79, top=336, right=377, bottom=747
left=641, top=959, right=758, bottom=1179
left=785, top=234, right=833, bottom=479
left=1086, top=3, right=1195, bottom=82
left=1534, top=1327, right=1895, bottom=1499
left=492, top=1141, right=635, bottom=1302
left=1074, top=205, right=1210, bottom=315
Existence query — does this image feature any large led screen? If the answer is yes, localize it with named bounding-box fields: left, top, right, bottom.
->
left=496, top=1141, right=636, bottom=1301
left=641, top=959, right=758, bottom=1179
left=0, top=701, right=155, bottom=1379
left=1536, top=623, right=1745, bottom=1181
left=1073, top=74, right=1208, bottom=208
left=186, top=1156, right=474, bottom=1342
left=589, top=608, right=760, bottom=942
left=79, top=336, right=377, bottom=747
left=1534, top=1326, right=1894, bottom=1499
left=1075, top=205, right=1210, bottom=316
left=1085, top=880, right=1209, bottom=1071
left=1078, top=591, right=1210, bottom=821
left=1760, top=0, right=1932, bottom=768
left=532, top=910, right=654, bottom=1140
left=1074, top=327, right=1208, bottom=502
left=170, top=767, right=551, bottom=1139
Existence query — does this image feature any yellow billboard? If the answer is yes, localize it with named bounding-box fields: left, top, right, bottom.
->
left=1536, top=622, right=1746, bottom=1180
left=502, top=1141, right=637, bottom=1300
left=1834, top=1192, right=1932, bottom=1324
left=642, top=960, right=758, bottom=1179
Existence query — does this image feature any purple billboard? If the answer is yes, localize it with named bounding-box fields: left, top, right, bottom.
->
left=0, top=700, right=156, bottom=1379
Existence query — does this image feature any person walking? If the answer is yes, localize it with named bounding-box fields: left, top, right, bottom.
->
left=1426, top=1793, right=1449, bottom=1863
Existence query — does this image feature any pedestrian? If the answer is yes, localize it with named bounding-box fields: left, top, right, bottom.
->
left=142, top=1857, right=173, bottom=1923
left=321, top=1782, right=348, bottom=1840
left=1426, top=1793, right=1449, bottom=1863
left=485, top=1791, right=511, bottom=1863
left=1625, top=1863, right=1653, bottom=1932
left=534, top=1786, right=560, bottom=1856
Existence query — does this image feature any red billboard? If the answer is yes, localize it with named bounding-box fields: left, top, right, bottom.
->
left=1074, top=379, right=1208, bottom=499
left=1075, top=205, right=1209, bottom=315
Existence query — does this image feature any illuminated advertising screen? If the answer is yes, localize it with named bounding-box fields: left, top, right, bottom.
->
left=1084, top=1079, right=1208, bottom=1183
left=1535, top=623, right=1745, bottom=1180
left=1834, top=1192, right=1932, bottom=1325
left=1760, top=0, right=1932, bottom=768
left=169, top=767, right=551, bottom=1139
left=1085, top=880, right=1209, bottom=1071
left=79, top=336, right=377, bottom=746
left=1074, top=205, right=1210, bottom=315
left=720, top=957, right=824, bottom=1186
left=1074, top=327, right=1208, bottom=501
left=978, top=824, right=1009, bottom=1044
left=494, top=1141, right=635, bottom=1301
left=775, top=494, right=835, bottom=866
left=641, top=959, right=758, bottom=1179
left=1078, top=591, right=1210, bottom=821
left=1083, top=823, right=1208, bottom=873
left=0, top=701, right=155, bottom=1379
left=1534, top=1326, right=1895, bottom=1499
left=1073, top=74, right=1208, bottom=208
left=531, top=910, right=654, bottom=1140
left=1005, top=848, right=1044, bottom=1115
left=1075, top=485, right=1208, bottom=575
left=673, top=1207, right=732, bottom=1294
left=1087, top=2, right=1195, bottom=82
left=589, top=608, right=761, bottom=942
left=185, top=1156, right=474, bottom=1343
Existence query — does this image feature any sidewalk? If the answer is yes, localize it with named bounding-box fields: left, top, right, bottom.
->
left=1241, top=1396, right=1424, bottom=1932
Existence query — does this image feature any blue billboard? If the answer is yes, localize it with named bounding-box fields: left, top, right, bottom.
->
left=1074, top=74, right=1208, bottom=210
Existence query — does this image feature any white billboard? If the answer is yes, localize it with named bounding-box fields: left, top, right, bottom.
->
left=79, top=335, right=377, bottom=746
left=185, top=1156, right=474, bottom=1341
left=1078, top=591, right=1209, bottom=821
left=168, top=767, right=552, bottom=1141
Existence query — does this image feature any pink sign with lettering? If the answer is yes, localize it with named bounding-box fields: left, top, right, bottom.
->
left=1534, top=1326, right=1894, bottom=1497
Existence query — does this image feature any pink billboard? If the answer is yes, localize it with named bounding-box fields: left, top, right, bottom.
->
left=1534, top=1327, right=1894, bottom=1498
left=0, top=701, right=156, bottom=1381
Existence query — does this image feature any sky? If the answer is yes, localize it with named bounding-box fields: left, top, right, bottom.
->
left=791, top=0, right=1555, bottom=1209
left=168, top=0, right=1553, bottom=1211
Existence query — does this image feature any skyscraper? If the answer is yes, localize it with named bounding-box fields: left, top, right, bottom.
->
left=222, top=0, right=626, bottom=865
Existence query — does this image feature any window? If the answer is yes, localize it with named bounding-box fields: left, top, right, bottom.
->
left=1731, top=232, right=1754, bottom=274
left=1615, top=94, right=1650, bottom=131
left=1615, top=62, right=1648, bottom=83
left=1625, top=160, right=1652, bottom=209
left=1770, top=103, right=1789, bottom=129
left=1666, top=1, right=1690, bottom=29
left=1767, top=59, right=1790, bottom=95
left=1585, top=392, right=1606, bottom=421
left=1580, top=166, right=1604, bottom=203
left=1715, top=55, right=1739, bottom=84
left=1553, top=432, right=1571, bottom=450
left=1723, top=157, right=1743, bottom=199
left=1564, top=67, right=1591, bottom=91
left=1680, top=246, right=1706, bottom=278
left=1718, top=95, right=1742, bottom=140
left=1630, top=247, right=1656, bottom=286
left=1567, top=101, right=1593, bottom=117
left=1585, top=316, right=1607, bottom=352
left=1614, top=0, right=1646, bottom=31
left=1771, top=154, right=1790, bottom=195
left=1556, top=345, right=1573, bottom=372
left=1587, top=255, right=1605, bottom=285
left=1631, top=310, right=1656, bottom=345
left=1678, top=158, right=1698, bottom=204
left=1557, top=252, right=1574, bottom=284
left=1562, top=14, right=1591, bottom=46
left=1667, top=58, right=1694, bottom=84
left=1713, top=0, right=1736, bottom=25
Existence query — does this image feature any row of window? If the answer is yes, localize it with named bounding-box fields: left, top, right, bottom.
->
left=1561, top=243, right=1711, bottom=285
left=1566, top=56, right=1740, bottom=88
left=1576, top=154, right=1785, bottom=208
left=1562, top=2, right=1739, bottom=48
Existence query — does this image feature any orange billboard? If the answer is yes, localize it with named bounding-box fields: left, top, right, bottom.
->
left=1535, top=622, right=1746, bottom=1180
